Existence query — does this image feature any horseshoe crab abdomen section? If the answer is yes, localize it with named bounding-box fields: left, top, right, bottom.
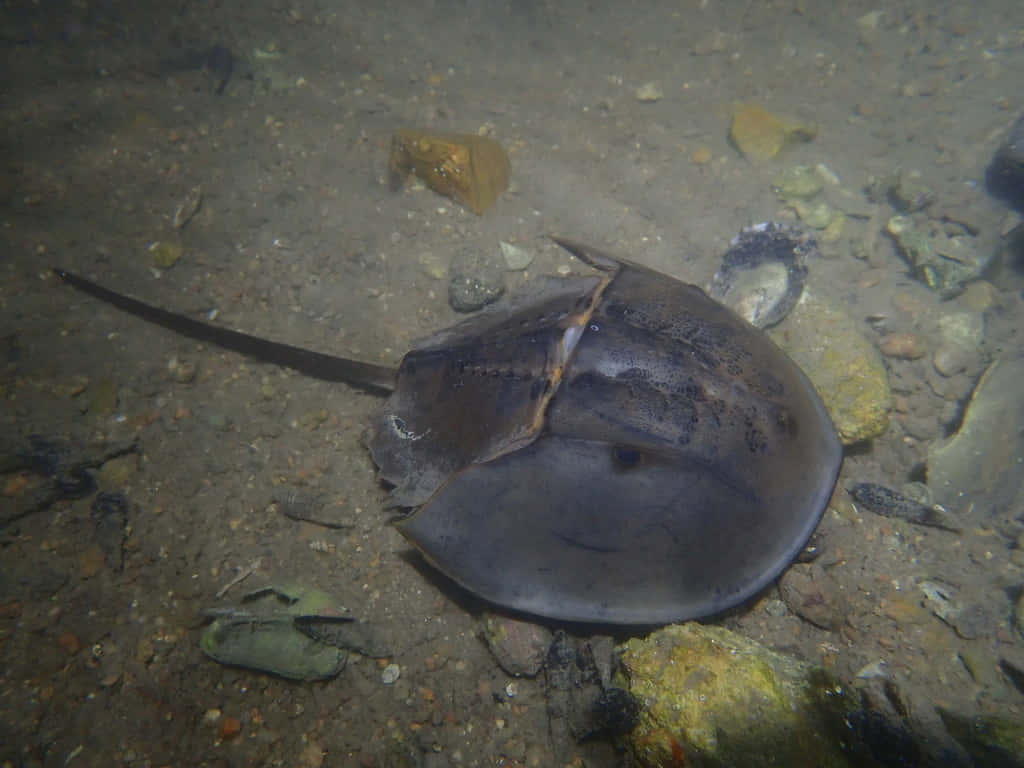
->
left=546, top=263, right=841, bottom=510
left=367, top=274, right=607, bottom=508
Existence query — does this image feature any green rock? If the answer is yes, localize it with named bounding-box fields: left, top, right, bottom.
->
left=885, top=216, right=987, bottom=297
left=890, top=171, right=935, bottom=213
left=96, top=453, right=139, bottom=491
left=820, top=211, right=847, bottom=243
left=769, top=292, right=891, bottom=444
left=149, top=240, right=184, bottom=269
left=619, top=624, right=862, bottom=768
left=200, top=585, right=350, bottom=681
left=938, top=708, right=1024, bottom=768
left=791, top=199, right=836, bottom=230
left=773, top=165, right=824, bottom=199
left=88, top=377, right=118, bottom=417
left=299, top=408, right=329, bottom=431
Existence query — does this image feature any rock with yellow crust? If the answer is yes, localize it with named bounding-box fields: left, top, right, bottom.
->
left=729, top=104, right=816, bottom=162
left=769, top=291, right=891, bottom=444
left=390, top=129, right=511, bottom=214
left=619, top=623, right=861, bottom=768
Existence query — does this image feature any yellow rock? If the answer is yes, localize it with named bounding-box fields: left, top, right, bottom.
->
left=149, top=240, right=183, bottom=269
left=819, top=211, right=846, bottom=243
left=729, top=103, right=816, bottom=162
left=769, top=292, right=890, bottom=444
left=389, top=129, right=511, bottom=214
left=620, top=624, right=861, bottom=768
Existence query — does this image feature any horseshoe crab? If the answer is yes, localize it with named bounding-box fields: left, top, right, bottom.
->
left=56, top=236, right=842, bottom=624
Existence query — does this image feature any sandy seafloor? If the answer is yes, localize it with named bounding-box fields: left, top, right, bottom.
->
left=2, top=1, right=1024, bottom=766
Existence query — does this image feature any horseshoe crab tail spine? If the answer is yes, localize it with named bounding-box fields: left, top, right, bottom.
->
left=54, top=268, right=397, bottom=393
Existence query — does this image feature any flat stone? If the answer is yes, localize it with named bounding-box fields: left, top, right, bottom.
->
left=729, top=104, right=816, bottom=162
left=928, top=356, right=1024, bottom=520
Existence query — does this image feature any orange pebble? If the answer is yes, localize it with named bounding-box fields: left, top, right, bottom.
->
left=219, top=716, right=242, bottom=740
left=691, top=146, right=713, bottom=165
left=57, top=632, right=82, bottom=655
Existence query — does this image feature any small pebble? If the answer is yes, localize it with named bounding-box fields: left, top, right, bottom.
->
left=418, top=251, right=447, bottom=280
left=448, top=246, right=505, bottom=312
left=691, top=146, right=713, bottom=165
left=381, top=663, right=401, bottom=684
left=932, top=342, right=971, bottom=377
left=219, top=716, right=242, bottom=740
left=299, top=408, right=329, bottom=431
left=499, top=241, right=534, bottom=271
left=778, top=563, right=845, bottom=630
left=482, top=612, right=552, bottom=677
left=634, top=82, right=663, bottom=102
left=88, top=378, right=118, bottom=417
left=168, top=356, right=197, bottom=384
left=149, top=240, right=184, bottom=269
left=961, top=280, right=997, bottom=312
left=57, top=632, right=82, bottom=655
left=878, top=332, right=927, bottom=360
left=855, top=660, right=890, bottom=679
left=96, top=453, right=138, bottom=490
left=78, top=545, right=106, bottom=578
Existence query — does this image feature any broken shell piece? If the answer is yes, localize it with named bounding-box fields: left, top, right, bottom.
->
left=710, top=222, right=813, bottom=328
left=390, top=129, right=511, bottom=214
left=173, top=185, right=203, bottom=228
left=200, top=585, right=352, bottom=680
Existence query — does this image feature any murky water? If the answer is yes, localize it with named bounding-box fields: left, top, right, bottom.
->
left=2, top=1, right=1023, bottom=765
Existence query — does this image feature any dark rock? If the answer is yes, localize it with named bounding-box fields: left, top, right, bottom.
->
left=448, top=246, right=505, bottom=312
left=91, top=492, right=130, bottom=572
left=986, top=111, right=1024, bottom=212
left=480, top=612, right=551, bottom=677
left=778, top=562, right=846, bottom=630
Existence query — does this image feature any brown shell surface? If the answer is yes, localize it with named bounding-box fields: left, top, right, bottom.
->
left=372, top=241, right=843, bottom=624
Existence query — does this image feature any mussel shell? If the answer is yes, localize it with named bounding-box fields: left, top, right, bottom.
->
left=710, top=222, right=813, bottom=328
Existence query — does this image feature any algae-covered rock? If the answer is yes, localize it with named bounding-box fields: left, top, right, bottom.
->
left=791, top=198, right=837, bottom=230
left=769, top=291, right=891, bottom=444
left=149, top=240, right=183, bottom=269
left=885, top=215, right=988, bottom=297
left=619, top=624, right=862, bottom=768
left=772, top=165, right=824, bottom=199
left=938, top=707, right=1024, bottom=768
